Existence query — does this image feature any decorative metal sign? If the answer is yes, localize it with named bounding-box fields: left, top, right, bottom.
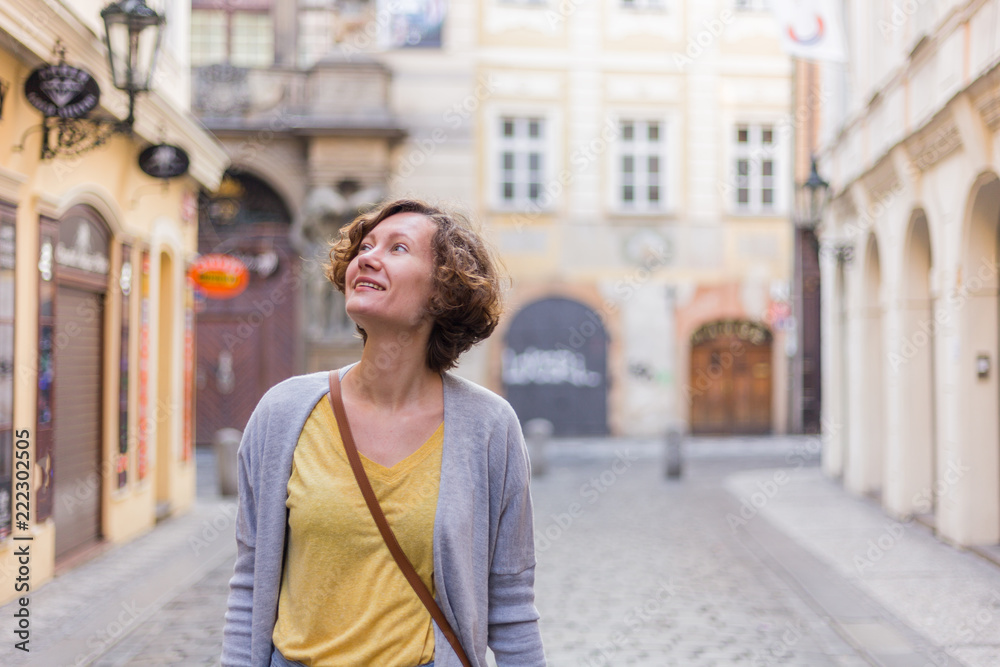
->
left=24, top=64, right=101, bottom=118
left=690, top=320, right=772, bottom=347
left=188, top=254, right=249, bottom=299
left=56, top=215, right=110, bottom=275
left=138, top=143, right=190, bottom=179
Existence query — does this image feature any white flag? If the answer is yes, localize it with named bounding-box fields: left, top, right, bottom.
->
left=770, top=0, right=848, bottom=62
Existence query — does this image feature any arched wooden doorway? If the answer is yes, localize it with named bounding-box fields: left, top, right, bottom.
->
left=689, top=320, right=772, bottom=435
left=502, top=297, right=608, bottom=436
left=195, top=170, right=299, bottom=443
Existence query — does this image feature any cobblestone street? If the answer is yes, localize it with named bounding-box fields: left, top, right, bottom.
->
left=4, top=436, right=999, bottom=666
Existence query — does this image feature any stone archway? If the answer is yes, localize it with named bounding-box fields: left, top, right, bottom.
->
left=195, top=170, right=300, bottom=444
left=953, top=172, right=1000, bottom=545
left=887, top=210, right=935, bottom=517
left=852, top=232, right=884, bottom=497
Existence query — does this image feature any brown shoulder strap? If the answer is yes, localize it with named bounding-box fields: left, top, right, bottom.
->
left=328, top=370, right=472, bottom=667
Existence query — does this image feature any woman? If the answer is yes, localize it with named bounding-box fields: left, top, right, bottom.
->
left=221, top=199, right=545, bottom=667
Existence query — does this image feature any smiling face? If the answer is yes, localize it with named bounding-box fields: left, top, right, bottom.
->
left=344, top=212, right=438, bottom=336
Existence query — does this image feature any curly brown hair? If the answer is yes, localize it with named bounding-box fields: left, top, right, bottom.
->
left=325, top=198, right=506, bottom=373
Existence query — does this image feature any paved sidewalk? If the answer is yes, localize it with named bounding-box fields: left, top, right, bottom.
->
left=725, top=467, right=1000, bottom=667
left=2, top=437, right=999, bottom=666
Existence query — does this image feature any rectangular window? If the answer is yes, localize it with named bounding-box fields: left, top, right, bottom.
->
left=617, top=119, right=667, bottom=212
left=0, top=209, right=13, bottom=540
left=231, top=12, right=274, bottom=67
left=191, top=10, right=227, bottom=65
left=497, top=116, right=548, bottom=209
left=298, top=9, right=334, bottom=68
left=732, top=124, right=781, bottom=213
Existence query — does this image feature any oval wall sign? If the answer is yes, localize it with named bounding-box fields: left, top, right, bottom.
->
left=188, top=254, right=249, bottom=299
left=24, top=64, right=101, bottom=118
left=139, top=144, right=190, bottom=179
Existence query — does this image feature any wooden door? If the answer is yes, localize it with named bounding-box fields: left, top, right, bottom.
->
left=690, top=329, right=772, bottom=435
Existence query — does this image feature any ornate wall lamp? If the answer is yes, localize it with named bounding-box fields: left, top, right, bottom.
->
left=101, top=0, right=165, bottom=128
left=18, top=1, right=165, bottom=159
left=794, top=156, right=831, bottom=227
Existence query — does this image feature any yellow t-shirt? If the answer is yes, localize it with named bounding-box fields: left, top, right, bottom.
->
left=272, top=398, right=442, bottom=667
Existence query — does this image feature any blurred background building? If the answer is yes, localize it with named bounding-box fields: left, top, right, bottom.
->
left=188, top=0, right=799, bottom=442
left=0, top=0, right=227, bottom=603
left=817, top=0, right=1000, bottom=548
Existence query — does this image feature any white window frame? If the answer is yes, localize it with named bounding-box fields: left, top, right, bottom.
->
left=487, top=108, right=559, bottom=212
left=731, top=122, right=784, bottom=215
left=613, top=117, right=670, bottom=214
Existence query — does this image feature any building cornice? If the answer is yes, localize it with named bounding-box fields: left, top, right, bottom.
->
left=0, top=166, right=27, bottom=205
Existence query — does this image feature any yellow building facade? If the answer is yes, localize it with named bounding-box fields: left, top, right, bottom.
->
left=0, top=0, right=227, bottom=603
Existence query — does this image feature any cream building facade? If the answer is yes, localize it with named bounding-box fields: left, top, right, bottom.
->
left=0, top=0, right=228, bottom=603
left=817, top=0, right=1000, bottom=546
left=189, top=0, right=795, bottom=439
left=394, top=0, right=796, bottom=437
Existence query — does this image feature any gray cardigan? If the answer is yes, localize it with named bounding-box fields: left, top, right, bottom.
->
left=220, top=367, right=545, bottom=666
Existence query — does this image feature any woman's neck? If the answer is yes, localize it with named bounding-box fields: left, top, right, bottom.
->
left=346, top=329, right=440, bottom=412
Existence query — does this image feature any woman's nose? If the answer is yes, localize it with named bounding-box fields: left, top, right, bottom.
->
left=358, top=248, right=381, bottom=269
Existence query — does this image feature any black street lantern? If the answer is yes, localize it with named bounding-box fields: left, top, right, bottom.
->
left=101, top=0, right=165, bottom=126
left=795, top=156, right=831, bottom=227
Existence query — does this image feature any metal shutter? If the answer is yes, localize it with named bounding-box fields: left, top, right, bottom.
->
left=53, top=285, right=104, bottom=559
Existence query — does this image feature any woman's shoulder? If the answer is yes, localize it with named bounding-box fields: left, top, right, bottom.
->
left=254, top=371, right=331, bottom=415
left=442, top=372, right=519, bottom=426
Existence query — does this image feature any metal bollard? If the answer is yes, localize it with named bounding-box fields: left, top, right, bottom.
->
left=523, top=418, right=553, bottom=477
left=664, top=426, right=683, bottom=479
left=214, top=427, right=243, bottom=496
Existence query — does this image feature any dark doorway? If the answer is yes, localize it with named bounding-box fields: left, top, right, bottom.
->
left=503, top=298, right=608, bottom=436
